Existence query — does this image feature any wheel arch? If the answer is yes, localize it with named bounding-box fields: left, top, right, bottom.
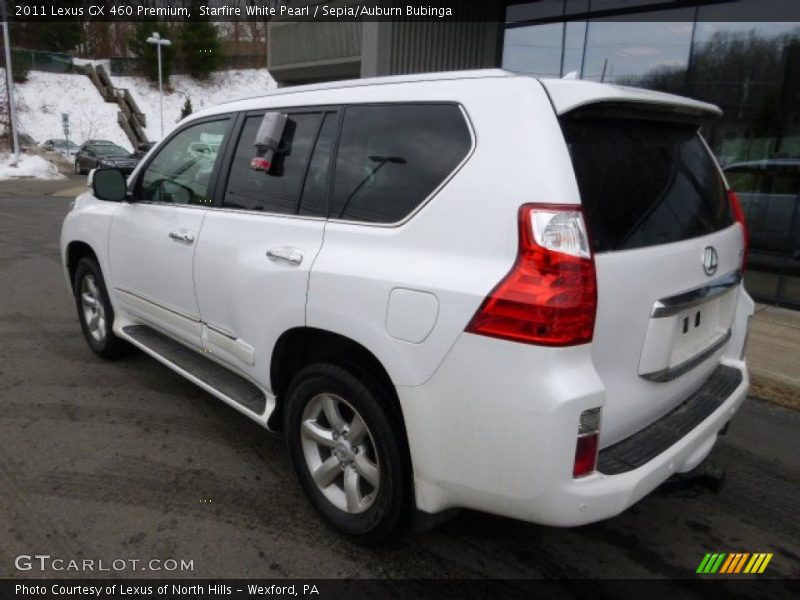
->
left=66, top=241, right=99, bottom=291
left=269, top=327, right=403, bottom=434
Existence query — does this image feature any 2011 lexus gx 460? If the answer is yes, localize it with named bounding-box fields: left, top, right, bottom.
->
left=61, top=70, right=753, bottom=540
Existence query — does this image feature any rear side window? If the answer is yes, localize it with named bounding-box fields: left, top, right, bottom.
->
left=223, top=112, right=321, bottom=214
left=561, top=118, right=732, bottom=252
left=330, top=104, right=471, bottom=223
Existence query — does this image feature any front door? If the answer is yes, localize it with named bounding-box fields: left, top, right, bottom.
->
left=108, top=117, right=232, bottom=346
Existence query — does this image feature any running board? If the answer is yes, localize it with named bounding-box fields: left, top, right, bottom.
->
left=122, top=325, right=267, bottom=415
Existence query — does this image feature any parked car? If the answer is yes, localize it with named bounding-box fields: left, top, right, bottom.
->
left=61, top=70, right=753, bottom=540
left=73, top=141, right=138, bottom=175
left=16, top=133, right=37, bottom=152
left=723, top=158, right=800, bottom=275
left=41, top=138, right=77, bottom=156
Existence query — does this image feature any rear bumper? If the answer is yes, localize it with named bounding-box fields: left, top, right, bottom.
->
left=399, top=348, right=748, bottom=527
left=518, top=361, right=748, bottom=526
left=397, top=292, right=753, bottom=527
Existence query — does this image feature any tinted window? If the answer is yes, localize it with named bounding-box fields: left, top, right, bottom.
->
left=223, top=113, right=321, bottom=213
left=299, top=112, right=338, bottom=217
left=725, top=163, right=800, bottom=195
left=331, top=104, right=471, bottom=223
left=139, top=119, right=229, bottom=205
left=561, top=118, right=732, bottom=252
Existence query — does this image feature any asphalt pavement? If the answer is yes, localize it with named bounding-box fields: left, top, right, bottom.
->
left=0, top=189, right=797, bottom=594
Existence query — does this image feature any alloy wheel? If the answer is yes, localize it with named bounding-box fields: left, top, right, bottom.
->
left=300, top=393, right=381, bottom=514
left=80, top=274, right=107, bottom=343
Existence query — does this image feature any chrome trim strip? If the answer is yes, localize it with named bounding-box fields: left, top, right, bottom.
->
left=651, top=271, right=742, bottom=318
left=205, top=321, right=237, bottom=339
left=115, top=288, right=201, bottom=323
left=640, top=329, right=732, bottom=383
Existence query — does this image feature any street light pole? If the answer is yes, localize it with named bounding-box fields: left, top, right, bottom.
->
left=146, top=32, right=171, bottom=139
left=0, top=2, right=20, bottom=165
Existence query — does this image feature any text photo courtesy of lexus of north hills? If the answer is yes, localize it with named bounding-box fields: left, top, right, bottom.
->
left=0, top=0, right=798, bottom=598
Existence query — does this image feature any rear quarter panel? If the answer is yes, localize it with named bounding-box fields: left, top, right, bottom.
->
left=305, top=77, right=581, bottom=386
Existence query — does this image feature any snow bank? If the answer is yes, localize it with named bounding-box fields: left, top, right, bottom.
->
left=0, top=153, right=65, bottom=180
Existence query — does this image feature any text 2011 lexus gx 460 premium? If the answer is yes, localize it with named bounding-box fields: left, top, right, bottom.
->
left=61, top=70, right=753, bottom=540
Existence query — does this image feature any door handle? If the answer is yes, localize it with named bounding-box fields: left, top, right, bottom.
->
left=266, top=247, right=303, bottom=266
left=168, top=230, right=195, bottom=245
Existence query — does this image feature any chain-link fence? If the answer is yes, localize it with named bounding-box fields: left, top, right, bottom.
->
left=109, top=54, right=265, bottom=76
left=11, top=49, right=74, bottom=74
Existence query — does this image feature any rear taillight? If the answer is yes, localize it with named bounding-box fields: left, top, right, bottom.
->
left=574, top=407, right=601, bottom=478
left=728, top=189, right=749, bottom=271
left=466, top=203, right=597, bottom=346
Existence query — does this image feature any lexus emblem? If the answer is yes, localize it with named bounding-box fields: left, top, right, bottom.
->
left=702, top=246, right=719, bottom=277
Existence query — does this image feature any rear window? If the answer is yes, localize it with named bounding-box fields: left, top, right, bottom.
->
left=561, top=118, right=732, bottom=252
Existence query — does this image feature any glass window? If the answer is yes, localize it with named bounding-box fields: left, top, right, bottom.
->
left=331, top=104, right=471, bottom=223
left=299, top=112, right=338, bottom=217
left=223, top=113, right=321, bottom=213
left=139, top=119, right=229, bottom=205
left=562, top=117, right=731, bottom=252
left=581, top=13, right=694, bottom=84
left=503, top=22, right=565, bottom=77
left=687, top=16, right=800, bottom=307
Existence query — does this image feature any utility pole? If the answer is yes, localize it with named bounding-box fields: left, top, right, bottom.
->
left=0, top=1, right=20, bottom=165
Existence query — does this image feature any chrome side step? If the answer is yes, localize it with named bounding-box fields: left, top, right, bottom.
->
left=122, top=325, right=267, bottom=415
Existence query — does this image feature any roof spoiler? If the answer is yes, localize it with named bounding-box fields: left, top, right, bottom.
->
left=561, top=100, right=720, bottom=126
left=539, top=79, right=722, bottom=124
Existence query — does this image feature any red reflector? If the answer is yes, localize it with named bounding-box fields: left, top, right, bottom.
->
left=573, top=433, right=599, bottom=478
left=727, top=190, right=749, bottom=271
left=250, top=157, right=272, bottom=172
left=466, top=204, right=597, bottom=346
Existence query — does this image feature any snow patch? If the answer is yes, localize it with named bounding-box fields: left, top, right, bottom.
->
left=0, top=153, right=65, bottom=180
left=1, top=68, right=132, bottom=151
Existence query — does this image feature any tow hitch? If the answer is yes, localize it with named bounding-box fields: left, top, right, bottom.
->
left=659, top=460, right=727, bottom=496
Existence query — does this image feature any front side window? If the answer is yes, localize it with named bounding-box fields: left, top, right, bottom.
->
left=330, top=104, right=472, bottom=223
left=139, top=119, right=229, bottom=205
left=223, top=112, right=322, bottom=214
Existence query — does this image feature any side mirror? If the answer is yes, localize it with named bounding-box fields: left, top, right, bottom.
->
left=92, top=168, right=127, bottom=202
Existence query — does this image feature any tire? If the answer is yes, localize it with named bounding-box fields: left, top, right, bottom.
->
left=285, top=363, right=411, bottom=542
left=73, top=257, right=128, bottom=358
left=74, top=160, right=82, bottom=175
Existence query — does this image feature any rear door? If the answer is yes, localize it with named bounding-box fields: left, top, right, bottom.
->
left=556, top=102, right=745, bottom=446
left=192, top=108, right=337, bottom=387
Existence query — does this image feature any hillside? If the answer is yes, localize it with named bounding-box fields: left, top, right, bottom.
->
left=109, top=68, right=277, bottom=142
left=2, top=66, right=277, bottom=152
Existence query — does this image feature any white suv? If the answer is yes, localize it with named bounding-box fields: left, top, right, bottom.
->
left=61, top=70, right=753, bottom=540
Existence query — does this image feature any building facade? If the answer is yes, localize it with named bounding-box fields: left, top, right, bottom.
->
left=268, top=0, right=800, bottom=308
